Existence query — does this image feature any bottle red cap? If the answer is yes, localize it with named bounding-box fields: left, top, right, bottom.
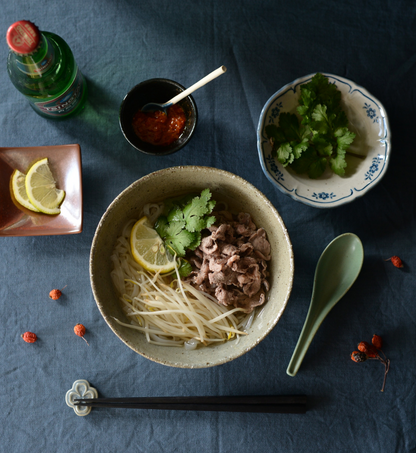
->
left=6, top=20, right=41, bottom=54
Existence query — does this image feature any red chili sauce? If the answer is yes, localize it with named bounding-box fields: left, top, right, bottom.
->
left=132, top=104, right=186, bottom=146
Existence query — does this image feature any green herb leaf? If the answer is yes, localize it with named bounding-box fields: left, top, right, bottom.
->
left=336, top=128, right=356, bottom=150
left=276, top=142, right=293, bottom=166
left=177, top=259, right=193, bottom=278
left=308, top=157, right=328, bottom=179
left=278, top=113, right=304, bottom=141
left=155, top=189, right=216, bottom=258
left=330, top=148, right=347, bottom=176
left=312, top=135, right=333, bottom=157
left=154, top=215, right=169, bottom=239
left=299, top=73, right=341, bottom=116
left=265, top=124, right=287, bottom=144
left=163, top=221, right=196, bottom=257
left=290, top=147, right=317, bottom=174
left=293, top=139, right=309, bottom=159
left=266, top=73, right=356, bottom=179
left=167, top=206, right=185, bottom=223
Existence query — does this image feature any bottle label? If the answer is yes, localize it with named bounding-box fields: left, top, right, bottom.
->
left=33, top=68, right=85, bottom=117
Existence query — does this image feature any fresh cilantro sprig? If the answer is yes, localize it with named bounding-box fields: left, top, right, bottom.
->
left=154, top=189, right=216, bottom=258
left=265, top=73, right=356, bottom=179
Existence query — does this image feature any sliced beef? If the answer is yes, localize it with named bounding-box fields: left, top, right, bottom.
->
left=211, top=223, right=234, bottom=242
left=185, top=212, right=271, bottom=313
left=200, top=236, right=218, bottom=255
left=249, top=228, right=271, bottom=261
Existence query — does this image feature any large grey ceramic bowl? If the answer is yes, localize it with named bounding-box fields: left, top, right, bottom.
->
left=90, top=166, right=294, bottom=368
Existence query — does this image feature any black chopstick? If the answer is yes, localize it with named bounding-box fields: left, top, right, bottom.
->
left=74, top=395, right=307, bottom=413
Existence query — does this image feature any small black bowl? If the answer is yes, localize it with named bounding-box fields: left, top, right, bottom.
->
left=119, top=78, right=198, bottom=156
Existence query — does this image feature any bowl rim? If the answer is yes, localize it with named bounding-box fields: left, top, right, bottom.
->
left=257, top=72, right=391, bottom=208
left=119, top=78, right=198, bottom=156
left=89, top=165, right=294, bottom=368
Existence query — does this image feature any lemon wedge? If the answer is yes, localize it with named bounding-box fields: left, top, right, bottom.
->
left=25, top=158, right=65, bottom=215
left=130, top=216, right=176, bottom=273
left=10, top=169, right=40, bottom=212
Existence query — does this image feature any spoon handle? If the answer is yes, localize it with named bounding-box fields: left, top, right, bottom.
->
left=167, top=66, right=227, bottom=105
left=286, top=305, right=328, bottom=377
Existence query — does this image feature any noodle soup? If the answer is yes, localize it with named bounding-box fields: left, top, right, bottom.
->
left=90, top=167, right=293, bottom=368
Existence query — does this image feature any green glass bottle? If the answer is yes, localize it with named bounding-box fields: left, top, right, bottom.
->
left=6, top=20, right=87, bottom=119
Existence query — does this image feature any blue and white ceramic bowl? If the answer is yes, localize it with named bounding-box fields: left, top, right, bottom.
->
left=257, top=73, right=391, bottom=208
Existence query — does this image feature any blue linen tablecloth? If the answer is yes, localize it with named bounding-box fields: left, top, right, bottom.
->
left=1, top=1, right=415, bottom=452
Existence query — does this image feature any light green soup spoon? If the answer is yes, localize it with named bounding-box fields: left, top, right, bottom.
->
left=287, top=233, right=364, bottom=377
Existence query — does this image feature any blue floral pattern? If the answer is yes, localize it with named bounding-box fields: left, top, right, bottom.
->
left=266, top=155, right=284, bottom=181
left=269, top=102, right=283, bottom=123
left=363, top=102, right=379, bottom=123
left=364, top=156, right=382, bottom=180
left=312, top=192, right=336, bottom=200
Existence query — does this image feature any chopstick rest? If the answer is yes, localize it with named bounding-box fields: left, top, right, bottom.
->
left=66, top=379, right=98, bottom=416
left=66, top=380, right=307, bottom=415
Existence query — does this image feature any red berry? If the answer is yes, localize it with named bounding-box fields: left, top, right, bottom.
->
left=74, top=323, right=85, bottom=336
left=21, top=331, right=37, bottom=343
left=351, top=351, right=367, bottom=363
left=385, top=256, right=403, bottom=268
left=49, top=289, right=62, bottom=300
left=351, top=336, right=390, bottom=392
left=358, top=341, right=379, bottom=358
left=372, top=334, right=383, bottom=350
left=74, top=323, right=89, bottom=345
left=49, top=285, right=67, bottom=300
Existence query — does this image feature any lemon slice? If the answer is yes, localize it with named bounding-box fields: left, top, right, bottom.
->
left=130, top=216, right=176, bottom=273
left=10, top=169, right=40, bottom=212
left=25, top=158, right=65, bottom=215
